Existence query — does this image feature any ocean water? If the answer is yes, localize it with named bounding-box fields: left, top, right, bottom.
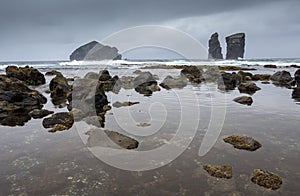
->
left=0, top=59, right=299, bottom=195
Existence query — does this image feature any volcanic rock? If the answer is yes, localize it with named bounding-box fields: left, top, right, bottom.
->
left=208, top=32, right=223, bottom=59
left=223, top=135, right=261, bottom=151
left=226, top=33, right=245, bottom=60
left=251, top=169, right=282, bottom=190
left=233, top=96, right=253, bottom=106
left=6, top=66, right=45, bottom=86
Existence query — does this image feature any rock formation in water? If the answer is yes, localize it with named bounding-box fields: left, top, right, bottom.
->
left=70, top=41, right=122, bottom=61
left=226, top=33, right=245, bottom=60
left=208, top=32, right=223, bottom=59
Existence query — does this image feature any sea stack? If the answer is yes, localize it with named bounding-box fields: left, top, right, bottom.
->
left=208, top=32, right=223, bottom=59
left=70, top=41, right=122, bottom=61
left=226, top=33, right=245, bottom=60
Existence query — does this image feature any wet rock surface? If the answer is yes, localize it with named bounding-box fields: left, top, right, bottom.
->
left=238, top=82, right=261, bottom=94
left=29, top=109, right=54, bottom=119
left=6, top=66, right=45, bottom=86
left=233, top=96, right=253, bottom=106
left=180, top=66, right=204, bottom=83
left=294, top=69, right=300, bottom=86
left=223, top=135, right=262, bottom=151
left=270, top=71, right=293, bottom=84
left=218, top=72, right=241, bottom=90
left=112, top=101, right=139, bottom=108
left=226, top=33, right=245, bottom=60
left=237, top=71, right=253, bottom=82
left=160, top=75, right=188, bottom=89
left=250, top=169, right=282, bottom=190
left=203, top=164, right=233, bottom=179
left=252, top=74, right=271, bottom=81
left=42, top=112, right=74, bottom=132
left=49, top=73, right=71, bottom=105
left=86, top=129, right=139, bottom=149
left=133, top=72, right=160, bottom=96
left=208, top=32, right=223, bottom=59
left=292, top=87, right=300, bottom=102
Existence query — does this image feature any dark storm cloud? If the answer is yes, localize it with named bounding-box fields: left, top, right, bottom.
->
left=0, top=0, right=299, bottom=60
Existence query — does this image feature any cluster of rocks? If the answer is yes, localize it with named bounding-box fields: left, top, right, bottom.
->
left=208, top=32, right=245, bottom=60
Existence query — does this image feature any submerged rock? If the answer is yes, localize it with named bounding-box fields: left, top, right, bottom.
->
left=226, top=33, right=245, bottom=60
left=42, top=112, right=74, bottom=132
left=70, top=41, right=121, bottom=61
left=238, top=82, right=261, bottom=94
left=203, top=164, right=232, bottom=179
left=217, top=72, right=241, bottom=90
left=223, top=135, right=262, bottom=151
left=233, top=96, right=253, bottom=106
left=251, top=169, right=282, bottom=190
left=208, top=32, right=223, bottom=59
left=6, top=66, right=45, bottom=86
left=160, top=75, right=188, bottom=89
left=112, top=101, right=139, bottom=108
left=86, top=129, right=139, bottom=149
left=180, top=66, right=204, bottom=83
left=29, top=109, right=54, bottom=119
left=270, top=71, right=293, bottom=84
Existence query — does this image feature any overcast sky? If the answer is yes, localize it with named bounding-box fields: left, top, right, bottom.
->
left=0, top=0, right=299, bottom=61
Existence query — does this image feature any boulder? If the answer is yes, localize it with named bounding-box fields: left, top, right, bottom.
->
left=251, top=169, right=282, bottom=190
left=180, top=66, right=204, bottom=83
left=29, top=109, right=54, bottom=119
left=270, top=71, right=293, bottom=84
left=160, top=75, right=188, bottom=89
left=49, top=73, right=71, bottom=105
left=6, top=66, right=45, bottom=86
left=294, top=69, right=300, bottom=86
left=133, top=72, right=160, bottom=96
left=70, top=41, right=122, bottom=61
left=120, top=76, right=135, bottom=89
left=112, top=101, right=139, bottom=108
left=203, top=68, right=221, bottom=82
left=203, top=164, right=232, bottom=179
left=42, top=112, right=74, bottom=132
left=217, top=72, right=241, bottom=90
left=237, top=71, right=253, bottom=82
left=233, top=96, right=253, bottom=106
left=292, top=87, right=300, bottom=102
left=238, top=82, right=261, bottom=94
left=0, top=75, right=47, bottom=126
left=223, top=135, right=262, bottom=151
left=208, top=32, right=223, bottom=59
left=252, top=74, right=271, bottom=81
left=226, top=33, right=245, bottom=60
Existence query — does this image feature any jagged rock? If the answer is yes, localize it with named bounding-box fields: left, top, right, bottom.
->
left=233, top=96, right=253, bottom=106
left=70, top=41, right=121, bottom=61
left=226, top=33, right=245, bottom=60
left=29, top=109, right=54, bottom=119
left=203, top=164, right=232, bottom=179
left=238, top=82, right=261, bottom=94
left=0, top=75, right=47, bottom=126
left=112, top=101, right=139, bottom=108
left=270, top=71, right=293, bottom=84
left=263, top=64, right=277, bottom=68
left=160, top=75, right=188, bottom=89
left=217, top=72, right=241, bottom=90
left=86, top=129, right=139, bottom=149
left=133, top=72, right=160, bottom=96
left=294, top=69, right=300, bottom=86
left=6, top=66, right=45, bottom=86
left=208, top=32, right=223, bottom=59
left=252, top=74, right=271, bottom=81
left=292, top=87, right=300, bottom=102
left=180, top=66, right=204, bottom=83
left=49, top=73, right=71, bottom=105
left=42, top=112, right=74, bottom=132
left=223, top=135, right=262, bottom=151
left=251, top=169, right=282, bottom=190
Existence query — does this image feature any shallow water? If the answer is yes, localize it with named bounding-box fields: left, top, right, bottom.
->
left=0, top=63, right=299, bottom=195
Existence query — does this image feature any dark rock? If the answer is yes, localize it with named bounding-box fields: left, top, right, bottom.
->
left=84, top=72, right=99, bottom=80
left=0, top=75, right=47, bottom=126
left=42, top=112, right=74, bottom=132
left=203, top=164, right=232, bottom=179
left=226, top=33, right=245, bottom=60
left=208, top=32, right=223, bottom=59
left=112, top=101, right=139, bottom=108
left=294, top=69, right=300, bottom=86
left=223, top=135, right=262, bottom=151
left=263, top=64, right=277, bottom=68
left=203, top=68, right=221, bottom=82
left=99, top=70, right=112, bottom=81
left=270, top=71, right=293, bottom=84
left=238, top=82, right=261, bottom=94
left=45, top=70, right=61, bottom=76
left=217, top=72, right=241, bottom=90
left=29, top=109, right=54, bottom=119
left=70, top=41, right=122, bottom=61
left=83, top=115, right=105, bottom=128
left=6, top=66, right=45, bottom=86
left=252, top=74, right=271, bottom=81
left=49, top=73, right=71, bottom=105
left=180, top=66, right=204, bottom=83
left=251, top=169, right=282, bottom=190
left=160, top=75, right=188, bottom=89
left=237, top=71, right=253, bottom=82
left=133, top=72, right=160, bottom=96
left=86, top=129, right=139, bottom=149
left=233, top=96, right=253, bottom=105
left=292, top=87, right=300, bottom=102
